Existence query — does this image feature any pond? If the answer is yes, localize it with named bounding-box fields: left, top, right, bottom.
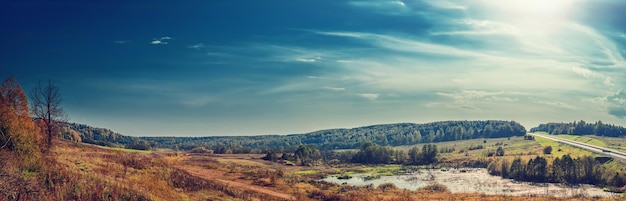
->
left=322, top=168, right=618, bottom=197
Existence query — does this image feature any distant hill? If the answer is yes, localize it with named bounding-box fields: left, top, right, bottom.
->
left=530, top=120, right=626, bottom=137
left=61, top=122, right=150, bottom=148
left=61, top=120, right=526, bottom=152
left=142, top=120, right=526, bottom=152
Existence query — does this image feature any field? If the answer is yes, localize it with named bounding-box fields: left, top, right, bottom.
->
left=30, top=138, right=623, bottom=200
left=395, top=136, right=596, bottom=164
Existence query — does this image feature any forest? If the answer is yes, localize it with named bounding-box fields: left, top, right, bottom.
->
left=142, top=120, right=526, bottom=153
left=488, top=155, right=625, bottom=190
left=530, top=120, right=626, bottom=137
left=262, top=142, right=439, bottom=166
left=61, top=122, right=151, bottom=149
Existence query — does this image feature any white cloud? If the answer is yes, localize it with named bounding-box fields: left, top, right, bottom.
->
left=151, top=36, right=172, bottom=45
left=359, top=93, right=379, bottom=100
left=114, top=40, right=130, bottom=44
left=296, top=58, right=317, bottom=63
left=188, top=43, right=205, bottom=49
left=436, top=90, right=521, bottom=105
left=350, top=0, right=406, bottom=8
left=316, top=31, right=485, bottom=58
left=423, top=0, right=466, bottom=10
left=571, top=66, right=593, bottom=78
left=323, top=87, right=346, bottom=91
left=151, top=40, right=167, bottom=45
left=348, top=1, right=408, bottom=15
left=181, top=95, right=213, bottom=107
left=431, top=19, right=518, bottom=35
left=537, top=101, right=577, bottom=110
left=604, top=77, right=614, bottom=87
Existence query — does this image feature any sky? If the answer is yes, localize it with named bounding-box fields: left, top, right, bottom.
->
left=2, top=0, right=626, bottom=136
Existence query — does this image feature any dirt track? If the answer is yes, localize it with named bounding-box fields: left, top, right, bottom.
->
left=175, top=157, right=295, bottom=200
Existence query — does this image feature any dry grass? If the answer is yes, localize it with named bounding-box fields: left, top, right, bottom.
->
left=2, top=138, right=615, bottom=201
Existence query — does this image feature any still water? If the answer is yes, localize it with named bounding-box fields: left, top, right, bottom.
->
left=322, top=168, right=617, bottom=197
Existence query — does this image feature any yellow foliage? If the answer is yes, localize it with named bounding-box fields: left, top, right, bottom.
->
left=0, top=77, right=43, bottom=171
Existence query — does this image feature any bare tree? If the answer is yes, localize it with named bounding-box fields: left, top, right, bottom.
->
left=30, top=80, right=66, bottom=150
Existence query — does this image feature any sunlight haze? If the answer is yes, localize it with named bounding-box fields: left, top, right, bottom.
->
left=2, top=0, right=626, bottom=136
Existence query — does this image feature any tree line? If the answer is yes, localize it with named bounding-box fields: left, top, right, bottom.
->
left=530, top=120, right=626, bottom=137
left=143, top=120, right=526, bottom=153
left=263, top=142, right=439, bottom=166
left=61, top=122, right=152, bottom=150
left=488, top=154, right=625, bottom=189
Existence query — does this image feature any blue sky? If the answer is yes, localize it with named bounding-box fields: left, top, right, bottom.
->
left=2, top=0, right=626, bottom=136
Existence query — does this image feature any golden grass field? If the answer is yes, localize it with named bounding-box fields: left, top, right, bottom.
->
left=31, top=138, right=623, bottom=201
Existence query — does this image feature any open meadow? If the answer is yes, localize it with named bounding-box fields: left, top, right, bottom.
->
left=29, top=137, right=623, bottom=201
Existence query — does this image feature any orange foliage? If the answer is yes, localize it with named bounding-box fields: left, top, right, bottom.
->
left=0, top=77, right=42, bottom=170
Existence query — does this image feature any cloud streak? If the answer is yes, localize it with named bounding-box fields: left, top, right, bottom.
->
left=151, top=36, right=172, bottom=45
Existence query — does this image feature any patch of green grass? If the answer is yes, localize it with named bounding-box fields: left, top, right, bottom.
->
left=596, top=136, right=626, bottom=152
left=361, top=165, right=401, bottom=173
left=554, top=134, right=607, bottom=147
left=96, top=145, right=152, bottom=154
left=293, top=169, right=321, bottom=175
left=359, top=165, right=403, bottom=178
left=533, top=136, right=594, bottom=158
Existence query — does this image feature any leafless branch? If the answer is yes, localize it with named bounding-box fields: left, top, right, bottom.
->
left=0, top=129, right=10, bottom=149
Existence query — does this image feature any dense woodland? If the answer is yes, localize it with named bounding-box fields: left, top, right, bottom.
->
left=488, top=155, right=625, bottom=189
left=143, top=120, right=526, bottom=153
left=530, top=120, right=626, bottom=137
left=263, top=142, right=439, bottom=166
left=61, top=122, right=152, bottom=150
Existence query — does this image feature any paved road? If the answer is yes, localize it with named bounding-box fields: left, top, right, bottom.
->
left=528, top=133, right=626, bottom=163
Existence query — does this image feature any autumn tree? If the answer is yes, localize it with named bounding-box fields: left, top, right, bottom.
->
left=29, top=80, right=66, bottom=150
left=0, top=77, right=42, bottom=169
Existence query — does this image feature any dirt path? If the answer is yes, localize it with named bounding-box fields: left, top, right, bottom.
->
left=177, top=165, right=294, bottom=200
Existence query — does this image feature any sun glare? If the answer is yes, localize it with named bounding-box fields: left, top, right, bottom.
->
left=488, top=0, right=575, bottom=21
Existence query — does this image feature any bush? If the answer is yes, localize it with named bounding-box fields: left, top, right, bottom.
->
left=125, top=142, right=151, bottom=150
left=378, top=182, right=398, bottom=191
left=189, top=146, right=211, bottom=153
left=419, top=183, right=449, bottom=192
left=496, top=146, right=504, bottom=156
left=543, top=146, right=552, bottom=154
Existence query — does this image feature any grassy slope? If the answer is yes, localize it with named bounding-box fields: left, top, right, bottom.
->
left=395, top=136, right=593, bottom=162
left=533, top=131, right=626, bottom=153
left=94, top=144, right=153, bottom=154
left=49, top=139, right=611, bottom=201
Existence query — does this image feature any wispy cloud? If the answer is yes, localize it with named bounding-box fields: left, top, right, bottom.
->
left=349, top=1, right=406, bottom=9
left=188, top=43, right=204, bottom=49
left=430, top=19, right=518, bottom=35
left=323, top=87, right=345, bottom=91
left=180, top=95, right=213, bottom=107
left=359, top=93, right=379, bottom=101
left=606, top=90, right=626, bottom=118
left=537, top=101, right=577, bottom=110
left=423, top=0, right=466, bottom=10
left=114, top=40, right=130, bottom=44
left=316, top=31, right=484, bottom=58
left=151, top=36, right=172, bottom=45
left=572, top=66, right=593, bottom=78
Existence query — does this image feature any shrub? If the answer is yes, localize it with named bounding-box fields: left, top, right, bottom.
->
left=189, top=146, right=211, bottom=153
left=419, top=183, right=449, bottom=192
left=495, top=146, right=505, bottom=156
left=378, top=182, right=397, bottom=191
left=543, top=146, right=552, bottom=154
